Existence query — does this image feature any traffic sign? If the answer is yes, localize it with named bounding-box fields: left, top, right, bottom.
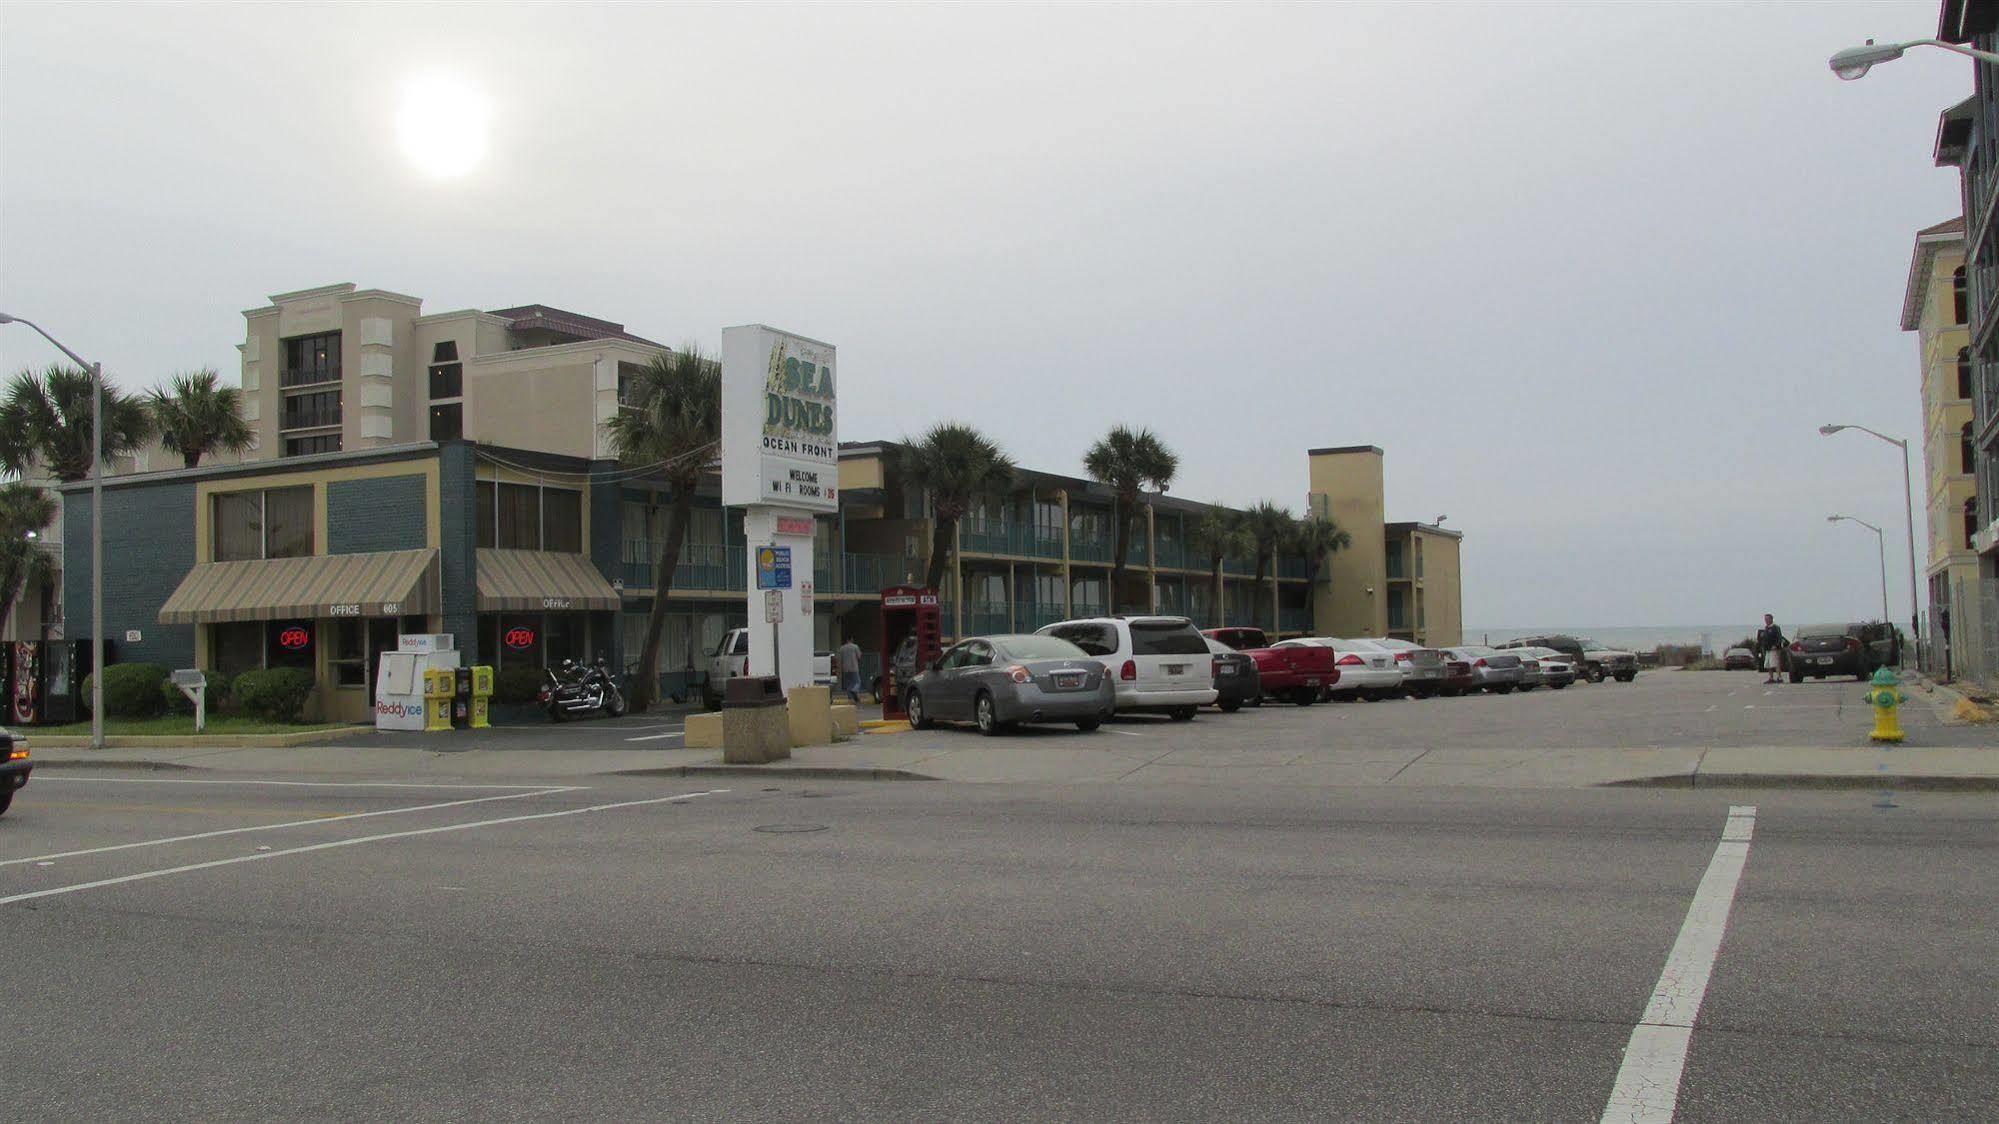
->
left=755, top=545, right=793, bottom=590
left=801, top=580, right=814, bottom=616
left=764, top=589, right=784, bottom=623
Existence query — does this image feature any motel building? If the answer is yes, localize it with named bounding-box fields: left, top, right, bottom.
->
left=51, top=283, right=1465, bottom=720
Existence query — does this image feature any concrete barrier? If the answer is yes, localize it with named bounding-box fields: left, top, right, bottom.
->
left=830, top=703, right=859, bottom=737
left=787, top=685, right=833, bottom=748
left=683, top=711, right=724, bottom=748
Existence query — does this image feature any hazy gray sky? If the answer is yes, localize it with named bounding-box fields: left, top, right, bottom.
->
left=0, top=1, right=1970, bottom=630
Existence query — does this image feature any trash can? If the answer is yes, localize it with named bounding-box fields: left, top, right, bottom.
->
left=721, top=675, right=790, bottom=764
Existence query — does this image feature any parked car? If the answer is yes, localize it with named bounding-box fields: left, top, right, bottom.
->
left=1787, top=623, right=1871, bottom=682
left=1362, top=638, right=1450, bottom=697
left=1722, top=647, right=1757, bottom=671
left=1202, top=636, right=1261, bottom=712
left=1440, top=645, right=1525, bottom=693
left=1272, top=637, right=1404, bottom=700
left=0, top=728, right=27, bottom=816
left=1575, top=639, right=1639, bottom=683
left=1203, top=626, right=1339, bottom=705
left=1438, top=657, right=1479, bottom=697
left=904, top=633, right=1116, bottom=734
left=703, top=628, right=835, bottom=708
left=1510, top=646, right=1576, bottom=689
left=1037, top=616, right=1219, bottom=720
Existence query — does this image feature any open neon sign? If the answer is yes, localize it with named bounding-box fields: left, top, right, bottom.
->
left=504, top=626, right=536, bottom=650
left=277, top=625, right=311, bottom=651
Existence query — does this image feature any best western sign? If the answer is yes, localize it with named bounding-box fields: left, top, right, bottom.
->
left=721, top=324, right=838, bottom=513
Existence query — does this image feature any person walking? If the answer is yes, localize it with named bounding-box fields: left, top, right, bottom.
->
left=1756, top=612, right=1786, bottom=684
left=836, top=636, right=863, bottom=704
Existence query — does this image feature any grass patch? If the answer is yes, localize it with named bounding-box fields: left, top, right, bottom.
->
left=1951, top=698, right=1998, bottom=725
left=30, top=715, right=356, bottom=737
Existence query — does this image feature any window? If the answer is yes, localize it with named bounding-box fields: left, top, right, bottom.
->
left=282, top=332, right=341, bottom=387
left=211, top=486, right=314, bottom=561
left=1964, top=422, right=1976, bottom=474
left=282, top=388, right=340, bottom=430
left=213, top=621, right=263, bottom=677
left=285, top=434, right=340, bottom=457
left=1960, top=348, right=1974, bottom=400
left=332, top=619, right=367, bottom=687
left=267, top=619, right=314, bottom=670
left=1954, top=266, right=1969, bottom=324
left=617, top=360, right=646, bottom=407
left=1128, top=620, right=1206, bottom=656
left=1969, top=498, right=1980, bottom=551
left=429, top=402, right=462, bottom=442
left=1386, top=541, right=1404, bottom=578
left=475, top=479, right=583, bottom=551
left=1049, top=622, right=1116, bottom=656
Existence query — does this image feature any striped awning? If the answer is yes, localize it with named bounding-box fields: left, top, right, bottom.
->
left=476, top=549, right=620, bottom=612
left=159, top=549, right=438, bottom=625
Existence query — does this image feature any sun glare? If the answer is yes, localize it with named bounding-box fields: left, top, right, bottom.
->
left=396, top=73, right=491, bottom=179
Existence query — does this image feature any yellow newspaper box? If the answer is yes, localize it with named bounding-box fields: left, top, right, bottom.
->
left=470, top=665, right=494, bottom=729
left=423, top=668, right=455, bottom=731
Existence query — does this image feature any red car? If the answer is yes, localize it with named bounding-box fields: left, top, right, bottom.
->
left=1203, top=627, right=1340, bottom=705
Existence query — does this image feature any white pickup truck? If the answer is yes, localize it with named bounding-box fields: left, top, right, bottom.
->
left=702, top=628, right=835, bottom=709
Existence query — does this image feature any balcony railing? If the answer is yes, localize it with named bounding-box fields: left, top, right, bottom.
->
left=625, top=543, right=904, bottom=596
left=1019, top=603, right=1069, bottom=631
left=1070, top=536, right=1113, bottom=563
left=280, top=407, right=341, bottom=431
left=1154, top=541, right=1189, bottom=570
left=967, top=602, right=1011, bottom=636
left=1279, top=606, right=1312, bottom=634
left=280, top=366, right=341, bottom=389
left=1277, top=555, right=1311, bottom=580
left=959, top=520, right=1066, bottom=559
left=1224, top=555, right=1257, bottom=576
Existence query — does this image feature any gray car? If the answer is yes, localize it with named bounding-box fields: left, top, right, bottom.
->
left=904, top=634, right=1116, bottom=735
left=1441, top=645, right=1525, bottom=693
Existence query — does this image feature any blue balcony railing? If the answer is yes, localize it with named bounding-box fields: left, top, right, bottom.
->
left=1019, top=603, right=1069, bottom=631
left=961, top=520, right=1066, bottom=559
left=1070, top=536, right=1113, bottom=563
left=1279, top=606, right=1313, bottom=634
left=623, top=541, right=745, bottom=592
left=967, top=603, right=1012, bottom=636
left=1224, top=555, right=1257, bottom=576
left=1278, top=555, right=1311, bottom=580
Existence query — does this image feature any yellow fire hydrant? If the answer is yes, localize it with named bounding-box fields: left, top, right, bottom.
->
left=1864, top=666, right=1907, bottom=743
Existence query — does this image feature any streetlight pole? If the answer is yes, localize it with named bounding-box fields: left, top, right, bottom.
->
left=0, top=314, right=106, bottom=751
left=1819, top=424, right=1922, bottom=665
left=1829, top=515, right=1892, bottom=628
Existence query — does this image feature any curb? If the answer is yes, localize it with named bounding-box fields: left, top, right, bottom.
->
left=26, top=726, right=374, bottom=749
left=609, top=764, right=934, bottom=782
left=27, top=759, right=199, bottom=772
left=1608, top=772, right=1999, bottom=792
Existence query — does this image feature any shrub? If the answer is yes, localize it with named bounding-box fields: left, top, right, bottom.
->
left=82, top=662, right=170, bottom=719
left=232, top=667, right=315, bottom=723
left=493, top=666, right=545, bottom=706
left=160, top=669, right=231, bottom=716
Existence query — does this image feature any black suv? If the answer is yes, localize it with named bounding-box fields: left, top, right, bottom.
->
left=0, top=728, right=29, bottom=816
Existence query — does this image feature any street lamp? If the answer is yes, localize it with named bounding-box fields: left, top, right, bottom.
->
left=1828, top=514, right=1892, bottom=628
left=1829, top=37, right=1999, bottom=80
left=0, top=313, right=105, bottom=751
left=1819, top=423, right=1922, bottom=661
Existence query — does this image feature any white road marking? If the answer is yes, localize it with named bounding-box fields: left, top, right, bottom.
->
left=34, top=777, right=569, bottom=791
left=613, top=722, right=685, bottom=733
left=1762, top=690, right=1772, bottom=697
left=624, top=731, right=685, bottom=742
left=0, top=787, right=578, bottom=868
left=1101, top=728, right=1144, bottom=737
left=0, top=789, right=729, bottom=907
left=1743, top=705, right=1754, bottom=710
left=1600, top=805, right=1757, bottom=1124
left=1703, top=705, right=1716, bottom=714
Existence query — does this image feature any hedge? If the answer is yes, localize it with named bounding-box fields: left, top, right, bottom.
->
left=232, top=667, right=315, bottom=723
left=493, top=666, right=545, bottom=706
left=81, top=663, right=171, bottom=719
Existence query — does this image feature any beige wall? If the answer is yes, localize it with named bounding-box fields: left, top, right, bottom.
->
left=241, top=284, right=423, bottom=459
left=1413, top=528, right=1463, bottom=647
left=464, top=359, right=599, bottom=459
left=1308, top=448, right=1386, bottom=638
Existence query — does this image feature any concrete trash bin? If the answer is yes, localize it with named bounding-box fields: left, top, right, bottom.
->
left=721, top=675, right=792, bottom=764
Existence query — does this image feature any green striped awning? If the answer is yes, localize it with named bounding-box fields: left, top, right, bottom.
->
left=158, top=549, right=438, bottom=625
left=475, top=549, right=620, bottom=612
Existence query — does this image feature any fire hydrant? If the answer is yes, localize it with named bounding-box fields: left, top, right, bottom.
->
left=1864, top=666, right=1907, bottom=743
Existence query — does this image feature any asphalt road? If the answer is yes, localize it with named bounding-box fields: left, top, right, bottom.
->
left=3, top=773, right=1992, bottom=1121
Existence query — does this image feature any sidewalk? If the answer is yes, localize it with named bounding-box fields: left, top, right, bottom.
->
left=26, top=738, right=1999, bottom=790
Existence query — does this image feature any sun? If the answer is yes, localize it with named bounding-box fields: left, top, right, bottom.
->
left=396, top=73, right=491, bottom=179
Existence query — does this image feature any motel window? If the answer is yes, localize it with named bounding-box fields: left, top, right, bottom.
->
left=282, top=332, right=341, bottom=388
left=213, top=622, right=263, bottom=677
left=429, top=402, right=462, bottom=442
left=267, top=619, right=314, bottom=671
left=332, top=619, right=368, bottom=687
left=476, top=479, right=584, bottom=551
left=497, top=483, right=541, bottom=549
left=211, top=486, right=314, bottom=562
left=1953, top=266, right=1969, bottom=325
left=284, top=434, right=340, bottom=457
left=542, top=488, right=582, bottom=552
left=1960, top=349, right=1974, bottom=400
left=476, top=481, right=497, bottom=548
left=429, top=341, right=463, bottom=399
left=1969, top=498, right=1981, bottom=551
left=1964, top=423, right=1976, bottom=475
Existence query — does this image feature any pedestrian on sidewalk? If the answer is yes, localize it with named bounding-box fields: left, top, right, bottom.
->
left=836, top=636, right=863, bottom=704
left=1756, top=613, right=1786, bottom=684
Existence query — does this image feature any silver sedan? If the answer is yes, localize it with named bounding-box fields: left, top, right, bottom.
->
left=904, top=634, right=1116, bottom=735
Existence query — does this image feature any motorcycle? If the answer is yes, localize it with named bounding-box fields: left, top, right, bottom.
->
left=538, top=657, right=627, bottom=722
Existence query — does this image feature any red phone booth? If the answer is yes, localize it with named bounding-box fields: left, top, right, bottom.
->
left=878, top=586, right=942, bottom=721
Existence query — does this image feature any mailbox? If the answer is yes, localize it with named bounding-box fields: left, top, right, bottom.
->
left=877, top=585, right=942, bottom=720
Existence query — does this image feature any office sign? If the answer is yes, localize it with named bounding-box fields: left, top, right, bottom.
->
left=721, top=324, right=838, bottom=512
left=755, top=545, right=792, bottom=590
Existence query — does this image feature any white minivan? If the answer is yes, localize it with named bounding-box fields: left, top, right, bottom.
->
left=1035, top=616, right=1219, bottom=720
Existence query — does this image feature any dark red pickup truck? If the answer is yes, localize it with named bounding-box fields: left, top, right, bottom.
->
left=1203, top=627, right=1338, bottom=705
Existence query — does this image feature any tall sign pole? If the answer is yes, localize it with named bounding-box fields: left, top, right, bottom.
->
left=721, top=325, right=837, bottom=690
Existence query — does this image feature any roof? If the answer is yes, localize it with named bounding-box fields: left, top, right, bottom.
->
left=1901, top=216, right=1969, bottom=331
left=1307, top=445, right=1383, bottom=457
left=1940, top=0, right=1999, bottom=43
left=489, top=304, right=666, bottom=349
left=159, top=549, right=437, bottom=624
left=1935, top=97, right=1975, bottom=168
left=1386, top=521, right=1464, bottom=540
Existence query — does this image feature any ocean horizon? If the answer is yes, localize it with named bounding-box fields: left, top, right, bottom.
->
left=1462, top=625, right=1755, bottom=652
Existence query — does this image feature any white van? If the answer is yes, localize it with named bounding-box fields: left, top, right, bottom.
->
left=1034, top=616, right=1218, bottom=720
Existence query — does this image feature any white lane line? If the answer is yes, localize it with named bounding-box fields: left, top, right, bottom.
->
left=33, top=777, right=570, bottom=791
left=1743, top=705, right=1754, bottom=710
left=624, top=732, right=685, bottom=742
left=1101, top=728, right=1145, bottom=737
left=1600, top=805, right=1757, bottom=1124
left=0, top=787, right=579, bottom=868
left=0, top=789, right=729, bottom=907
left=614, top=722, right=685, bottom=733
left=1703, top=705, right=1716, bottom=714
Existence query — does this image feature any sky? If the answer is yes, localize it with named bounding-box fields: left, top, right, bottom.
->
left=0, top=1, right=1973, bottom=631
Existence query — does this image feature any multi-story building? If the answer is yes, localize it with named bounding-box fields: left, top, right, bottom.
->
left=1903, top=217, right=1985, bottom=680
left=1935, top=0, right=1999, bottom=684
left=49, top=280, right=1466, bottom=719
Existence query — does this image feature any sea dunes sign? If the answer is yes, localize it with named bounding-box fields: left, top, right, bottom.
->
left=721, top=324, right=838, bottom=513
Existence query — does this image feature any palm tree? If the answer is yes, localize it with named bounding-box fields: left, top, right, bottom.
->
left=1242, top=502, right=1296, bottom=630
left=601, top=346, right=722, bottom=713
left=0, top=364, right=155, bottom=482
left=0, top=483, right=56, bottom=638
left=1083, top=426, right=1177, bottom=613
left=1187, top=507, right=1249, bottom=628
left=148, top=368, right=253, bottom=468
left=1294, top=515, right=1352, bottom=584
left=899, top=422, right=1015, bottom=592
